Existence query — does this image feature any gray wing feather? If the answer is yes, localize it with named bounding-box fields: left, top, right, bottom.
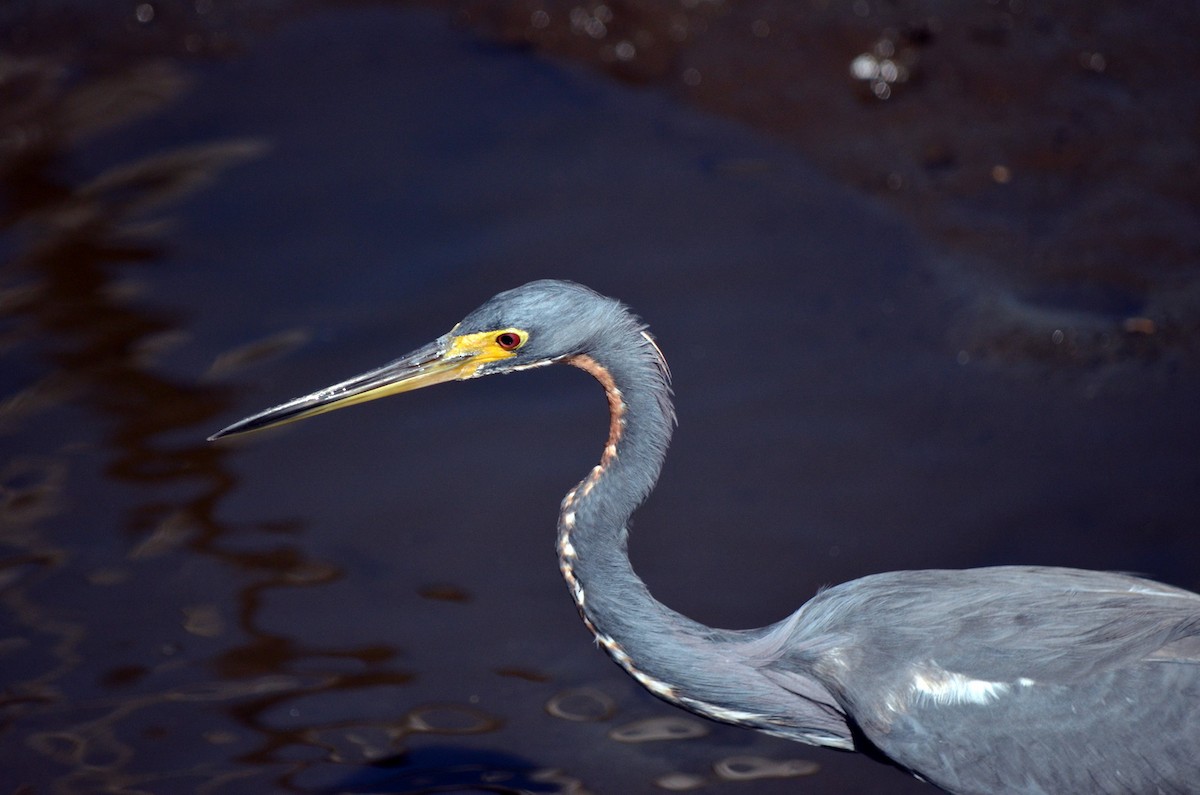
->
left=761, top=566, right=1200, bottom=794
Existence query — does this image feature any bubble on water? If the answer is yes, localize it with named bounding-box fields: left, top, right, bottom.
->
left=655, top=771, right=708, bottom=790
left=668, top=16, right=689, bottom=42
left=713, top=755, right=819, bottom=780
left=608, top=716, right=707, bottom=742
left=850, top=36, right=914, bottom=99
left=545, top=687, right=616, bottom=721
left=570, top=6, right=608, bottom=39
left=850, top=54, right=878, bottom=80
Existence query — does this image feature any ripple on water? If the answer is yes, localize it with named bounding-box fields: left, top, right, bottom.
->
left=608, top=716, right=708, bottom=742
left=713, top=755, right=820, bottom=781
left=655, top=771, right=708, bottom=790
left=544, top=687, right=616, bottom=722
left=0, top=456, right=67, bottom=526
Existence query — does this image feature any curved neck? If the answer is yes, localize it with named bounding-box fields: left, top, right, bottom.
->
left=552, top=323, right=850, bottom=744
left=556, top=327, right=739, bottom=708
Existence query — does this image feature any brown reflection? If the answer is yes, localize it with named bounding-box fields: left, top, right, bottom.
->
left=0, top=24, right=430, bottom=795
left=442, top=0, right=1200, bottom=367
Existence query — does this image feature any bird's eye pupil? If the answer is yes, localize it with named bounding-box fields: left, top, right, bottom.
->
left=496, top=332, right=521, bottom=351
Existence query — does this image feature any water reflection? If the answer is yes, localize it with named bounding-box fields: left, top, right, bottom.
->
left=4, top=3, right=1194, bottom=794
left=452, top=0, right=1200, bottom=365
left=6, top=12, right=787, bottom=792
left=325, top=745, right=584, bottom=794
left=543, top=687, right=616, bottom=723
left=0, top=30, right=444, bottom=793
left=608, top=716, right=707, bottom=743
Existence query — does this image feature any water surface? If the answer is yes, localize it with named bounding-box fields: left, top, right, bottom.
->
left=2, top=4, right=1197, bottom=793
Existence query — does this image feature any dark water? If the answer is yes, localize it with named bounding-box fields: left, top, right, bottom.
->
left=2, top=3, right=1198, bottom=794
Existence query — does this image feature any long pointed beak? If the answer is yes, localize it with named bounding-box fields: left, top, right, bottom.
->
left=209, top=335, right=472, bottom=440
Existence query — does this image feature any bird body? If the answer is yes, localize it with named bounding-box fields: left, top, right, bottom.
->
left=767, top=566, right=1200, bottom=793
left=212, top=280, right=1200, bottom=794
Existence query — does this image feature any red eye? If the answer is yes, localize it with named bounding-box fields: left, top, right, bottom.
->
left=495, top=332, right=522, bottom=351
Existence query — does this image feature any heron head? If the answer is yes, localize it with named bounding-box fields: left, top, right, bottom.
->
left=209, top=280, right=620, bottom=439
left=452, top=279, right=626, bottom=373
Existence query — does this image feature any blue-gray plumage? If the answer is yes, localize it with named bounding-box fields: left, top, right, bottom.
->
left=211, top=280, right=1200, bottom=794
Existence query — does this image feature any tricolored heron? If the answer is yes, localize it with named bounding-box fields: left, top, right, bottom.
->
left=212, top=280, right=1200, bottom=794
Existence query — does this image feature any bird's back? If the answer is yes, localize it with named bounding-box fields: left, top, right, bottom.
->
left=765, top=566, right=1200, bottom=794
